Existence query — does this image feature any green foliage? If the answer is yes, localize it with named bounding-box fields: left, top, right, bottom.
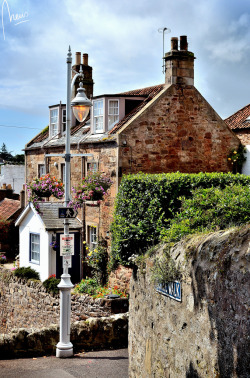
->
left=0, top=143, right=24, bottom=164
left=74, top=277, right=100, bottom=296
left=85, top=238, right=108, bottom=286
left=42, top=275, right=60, bottom=295
left=151, top=249, right=182, bottom=285
left=13, top=266, right=40, bottom=280
left=161, top=185, right=250, bottom=243
left=111, top=172, right=250, bottom=266
left=227, top=144, right=246, bottom=173
left=74, top=278, right=128, bottom=298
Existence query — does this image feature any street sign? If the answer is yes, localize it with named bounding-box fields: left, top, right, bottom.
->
left=59, top=208, right=78, bottom=219
left=63, top=255, right=72, bottom=268
left=60, top=234, right=75, bottom=256
left=156, top=281, right=181, bottom=302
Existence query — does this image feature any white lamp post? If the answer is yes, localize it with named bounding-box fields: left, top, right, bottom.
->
left=56, top=47, right=92, bottom=358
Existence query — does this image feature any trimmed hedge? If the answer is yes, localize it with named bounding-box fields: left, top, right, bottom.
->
left=111, top=172, right=250, bottom=266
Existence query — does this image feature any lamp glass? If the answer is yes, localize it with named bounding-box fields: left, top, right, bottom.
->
left=72, top=105, right=90, bottom=122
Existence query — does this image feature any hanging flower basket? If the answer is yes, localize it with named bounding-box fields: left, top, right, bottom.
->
left=69, top=171, right=112, bottom=210
left=33, top=190, right=52, bottom=198
left=27, top=174, right=64, bottom=214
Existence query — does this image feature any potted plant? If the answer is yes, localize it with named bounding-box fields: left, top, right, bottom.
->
left=69, top=171, right=112, bottom=209
left=27, top=174, right=64, bottom=214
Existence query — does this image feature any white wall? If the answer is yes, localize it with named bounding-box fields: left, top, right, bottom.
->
left=19, top=209, right=51, bottom=282
left=242, top=145, right=250, bottom=176
left=0, top=164, right=25, bottom=194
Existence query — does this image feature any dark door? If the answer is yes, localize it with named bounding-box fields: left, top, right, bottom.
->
left=56, top=232, right=81, bottom=284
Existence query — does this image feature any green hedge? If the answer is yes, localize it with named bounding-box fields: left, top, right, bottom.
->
left=111, top=172, right=250, bottom=266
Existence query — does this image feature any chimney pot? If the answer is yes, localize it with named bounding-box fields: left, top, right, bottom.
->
left=75, top=52, right=81, bottom=65
left=82, top=53, right=88, bottom=65
left=171, top=37, right=178, bottom=50
left=180, top=35, right=188, bottom=51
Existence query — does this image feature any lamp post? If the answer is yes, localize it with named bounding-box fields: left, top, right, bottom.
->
left=56, top=47, right=92, bottom=358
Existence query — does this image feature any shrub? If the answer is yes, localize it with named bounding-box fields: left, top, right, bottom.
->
left=13, top=266, right=40, bottom=280
left=85, top=238, right=108, bottom=286
left=43, top=275, right=60, bottom=295
left=74, top=277, right=99, bottom=296
left=111, top=172, right=250, bottom=267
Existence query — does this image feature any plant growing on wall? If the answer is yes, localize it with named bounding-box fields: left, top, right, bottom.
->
left=84, top=238, right=109, bottom=286
left=27, top=174, right=64, bottom=214
left=69, top=171, right=112, bottom=210
left=227, top=144, right=246, bottom=173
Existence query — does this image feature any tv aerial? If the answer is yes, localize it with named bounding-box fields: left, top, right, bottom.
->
left=158, top=27, right=171, bottom=73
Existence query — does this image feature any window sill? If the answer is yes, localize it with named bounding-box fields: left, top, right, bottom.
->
left=86, top=200, right=100, bottom=206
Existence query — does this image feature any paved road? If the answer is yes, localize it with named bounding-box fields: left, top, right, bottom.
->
left=0, top=349, right=128, bottom=378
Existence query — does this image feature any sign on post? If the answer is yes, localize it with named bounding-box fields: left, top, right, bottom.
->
left=63, top=255, right=72, bottom=268
left=59, top=208, right=78, bottom=219
left=60, top=234, right=75, bottom=256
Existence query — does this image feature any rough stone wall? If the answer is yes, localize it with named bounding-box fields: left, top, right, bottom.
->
left=0, top=268, right=128, bottom=334
left=129, top=226, right=250, bottom=378
left=233, top=129, right=250, bottom=145
left=0, top=313, right=128, bottom=358
left=108, top=265, right=133, bottom=292
left=119, top=85, right=239, bottom=175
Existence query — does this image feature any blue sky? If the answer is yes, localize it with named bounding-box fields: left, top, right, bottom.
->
left=0, top=0, right=250, bottom=155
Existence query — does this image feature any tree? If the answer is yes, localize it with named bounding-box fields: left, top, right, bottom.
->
left=0, top=143, right=13, bottom=161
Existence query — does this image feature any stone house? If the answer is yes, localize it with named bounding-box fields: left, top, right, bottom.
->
left=225, top=103, right=250, bottom=175
left=22, top=35, right=239, bottom=281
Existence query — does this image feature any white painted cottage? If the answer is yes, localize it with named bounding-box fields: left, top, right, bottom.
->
left=15, top=202, right=82, bottom=282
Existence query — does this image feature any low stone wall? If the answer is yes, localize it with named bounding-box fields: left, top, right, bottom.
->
left=0, top=313, right=128, bottom=359
left=129, top=226, right=250, bottom=378
left=0, top=268, right=128, bottom=333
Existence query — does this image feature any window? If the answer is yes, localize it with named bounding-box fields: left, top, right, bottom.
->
left=30, top=233, right=40, bottom=264
left=61, top=163, right=65, bottom=184
left=88, top=226, right=97, bottom=250
left=93, top=100, right=104, bottom=133
left=38, top=164, right=45, bottom=178
left=62, top=109, right=67, bottom=132
left=50, top=108, right=59, bottom=136
left=108, top=100, right=119, bottom=129
left=87, top=162, right=98, bottom=173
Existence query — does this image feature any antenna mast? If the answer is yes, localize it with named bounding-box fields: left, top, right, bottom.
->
left=158, top=27, right=171, bottom=74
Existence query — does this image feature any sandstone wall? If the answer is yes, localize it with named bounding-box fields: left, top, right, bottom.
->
left=0, top=268, right=128, bottom=334
left=129, top=226, right=250, bottom=378
left=119, top=85, right=239, bottom=175
left=0, top=313, right=128, bottom=359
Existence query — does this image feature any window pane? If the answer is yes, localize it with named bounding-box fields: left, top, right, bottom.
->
left=108, top=100, right=119, bottom=129
left=30, top=234, right=40, bottom=263
left=50, top=108, right=58, bottom=136
left=93, top=100, right=103, bottom=132
left=38, top=164, right=45, bottom=177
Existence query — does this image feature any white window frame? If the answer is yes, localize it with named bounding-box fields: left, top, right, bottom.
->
left=38, top=164, right=45, bottom=178
left=88, top=226, right=97, bottom=250
left=50, top=108, right=59, bottom=137
left=93, top=99, right=104, bottom=133
left=108, top=99, right=119, bottom=130
left=30, top=233, right=40, bottom=264
left=62, top=109, right=67, bottom=132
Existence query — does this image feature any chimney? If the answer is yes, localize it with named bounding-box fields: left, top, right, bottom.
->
left=164, top=36, right=195, bottom=86
left=75, top=52, right=81, bottom=65
left=72, top=51, right=94, bottom=100
left=82, top=53, right=88, bottom=65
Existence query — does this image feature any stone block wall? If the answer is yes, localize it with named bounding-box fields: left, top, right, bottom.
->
left=129, top=226, right=250, bottom=377
left=0, top=268, right=128, bottom=334
left=119, top=85, right=239, bottom=175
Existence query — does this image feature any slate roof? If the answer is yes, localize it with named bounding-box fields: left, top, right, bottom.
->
left=0, top=198, right=21, bottom=220
left=225, top=104, right=250, bottom=130
left=25, top=84, right=164, bottom=150
left=36, top=202, right=82, bottom=230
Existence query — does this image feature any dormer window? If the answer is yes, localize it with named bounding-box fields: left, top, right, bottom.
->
left=50, top=108, right=59, bottom=136
left=108, top=100, right=119, bottom=130
left=62, top=109, right=67, bottom=132
left=93, top=99, right=104, bottom=133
